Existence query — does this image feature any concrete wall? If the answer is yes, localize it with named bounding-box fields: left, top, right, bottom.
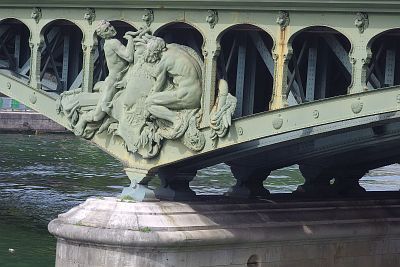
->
left=0, top=111, right=67, bottom=133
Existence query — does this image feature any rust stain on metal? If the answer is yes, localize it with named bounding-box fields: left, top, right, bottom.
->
left=271, top=26, right=288, bottom=110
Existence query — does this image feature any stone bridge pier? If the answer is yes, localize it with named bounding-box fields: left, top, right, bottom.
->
left=49, top=196, right=400, bottom=267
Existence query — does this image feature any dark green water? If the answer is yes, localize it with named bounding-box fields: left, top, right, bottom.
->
left=0, top=134, right=399, bottom=266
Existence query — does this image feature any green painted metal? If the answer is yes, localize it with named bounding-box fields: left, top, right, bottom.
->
left=0, top=1, right=400, bottom=12
left=0, top=1, right=399, bottom=200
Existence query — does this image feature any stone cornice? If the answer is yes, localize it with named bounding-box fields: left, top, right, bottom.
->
left=1, top=0, right=400, bottom=13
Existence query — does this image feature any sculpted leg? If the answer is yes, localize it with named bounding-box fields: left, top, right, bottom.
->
left=74, top=84, right=118, bottom=136
left=146, top=104, right=177, bottom=123
left=226, top=165, right=270, bottom=198
left=146, top=91, right=178, bottom=106
left=73, top=111, right=93, bottom=136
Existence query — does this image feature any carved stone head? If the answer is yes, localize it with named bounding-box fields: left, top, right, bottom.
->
left=141, top=35, right=166, bottom=63
left=96, top=20, right=117, bottom=39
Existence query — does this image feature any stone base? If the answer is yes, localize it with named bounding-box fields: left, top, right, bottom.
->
left=48, top=197, right=400, bottom=267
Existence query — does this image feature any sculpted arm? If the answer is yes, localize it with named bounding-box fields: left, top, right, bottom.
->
left=111, top=37, right=135, bottom=63
left=152, top=65, right=168, bottom=93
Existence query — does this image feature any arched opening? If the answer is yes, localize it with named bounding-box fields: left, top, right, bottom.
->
left=0, top=19, right=30, bottom=79
left=367, top=29, right=400, bottom=89
left=288, top=27, right=351, bottom=105
left=93, top=20, right=137, bottom=84
left=40, top=20, right=83, bottom=93
left=218, top=24, right=274, bottom=117
left=155, top=22, right=204, bottom=59
left=0, top=19, right=31, bottom=110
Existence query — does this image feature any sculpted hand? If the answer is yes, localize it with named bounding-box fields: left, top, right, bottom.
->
left=123, top=33, right=135, bottom=40
left=125, top=31, right=140, bottom=37
left=125, top=27, right=151, bottom=38
left=115, top=80, right=126, bottom=90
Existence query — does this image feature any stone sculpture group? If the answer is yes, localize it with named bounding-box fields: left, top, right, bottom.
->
left=57, top=20, right=236, bottom=159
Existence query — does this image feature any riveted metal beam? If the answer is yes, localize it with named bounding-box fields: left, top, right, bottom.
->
left=234, top=33, right=247, bottom=118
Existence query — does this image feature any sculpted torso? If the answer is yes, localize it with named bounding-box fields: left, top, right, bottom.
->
left=103, top=39, right=132, bottom=77
left=149, top=44, right=202, bottom=110
left=115, top=61, right=156, bottom=110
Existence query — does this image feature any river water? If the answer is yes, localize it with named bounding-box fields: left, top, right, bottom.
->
left=0, top=133, right=399, bottom=267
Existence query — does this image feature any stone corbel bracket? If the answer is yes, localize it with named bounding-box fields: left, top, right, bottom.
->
left=31, top=7, right=42, bottom=24
left=84, top=8, right=96, bottom=25
left=206, top=10, right=218, bottom=29
left=355, top=12, right=369, bottom=33
left=142, top=9, right=154, bottom=27
left=276, top=11, right=290, bottom=30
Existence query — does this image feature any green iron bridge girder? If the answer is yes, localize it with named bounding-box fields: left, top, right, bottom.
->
left=0, top=1, right=400, bottom=12
left=0, top=1, right=400, bottom=200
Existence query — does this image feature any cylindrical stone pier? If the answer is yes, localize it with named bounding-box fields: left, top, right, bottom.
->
left=49, top=196, right=400, bottom=267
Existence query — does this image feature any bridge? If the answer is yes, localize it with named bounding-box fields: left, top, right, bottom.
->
left=1, top=1, right=400, bottom=266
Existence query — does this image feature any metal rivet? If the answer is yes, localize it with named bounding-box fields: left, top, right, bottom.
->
left=351, top=101, right=363, bottom=114
left=313, top=110, right=319, bottom=119
left=237, top=127, right=243, bottom=136
left=6, top=82, right=11, bottom=89
left=272, top=117, right=283, bottom=130
left=29, top=94, right=37, bottom=104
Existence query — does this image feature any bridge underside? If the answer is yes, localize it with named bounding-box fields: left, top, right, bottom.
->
left=2, top=67, right=400, bottom=200
left=166, top=110, right=400, bottom=198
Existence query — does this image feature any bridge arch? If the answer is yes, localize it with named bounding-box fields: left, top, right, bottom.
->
left=0, top=18, right=31, bottom=79
left=286, top=26, right=352, bottom=104
left=39, top=19, right=84, bottom=93
left=92, top=20, right=137, bottom=84
left=365, top=29, right=400, bottom=90
left=217, top=24, right=274, bottom=117
left=154, top=22, right=205, bottom=59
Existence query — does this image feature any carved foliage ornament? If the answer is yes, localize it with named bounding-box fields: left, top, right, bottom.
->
left=206, top=10, right=218, bottom=29
left=84, top=8, right=96, bottom=25
left=355, top=12, right=369, bottom=34
left=56, top=21, right=237, bottom=159
left=276, top=11, right=290, bottom=30
left=31, top=7, right=42, bottom=24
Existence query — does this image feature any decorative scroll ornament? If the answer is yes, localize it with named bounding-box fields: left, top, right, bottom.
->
left=210, top=79, right=237, bottom=147
left=206, top=10, right=218, bottom=29
left=56, top=20, right=213, bottom=159
left=142, top=9, right=154, bottom=27
left=276, top=11, right=290, bottom=30
left=355, top=12, right=369, bottom=33
left=31, top=7, right=42, bottom=24
left=84, top=8, right=96, bottom=25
